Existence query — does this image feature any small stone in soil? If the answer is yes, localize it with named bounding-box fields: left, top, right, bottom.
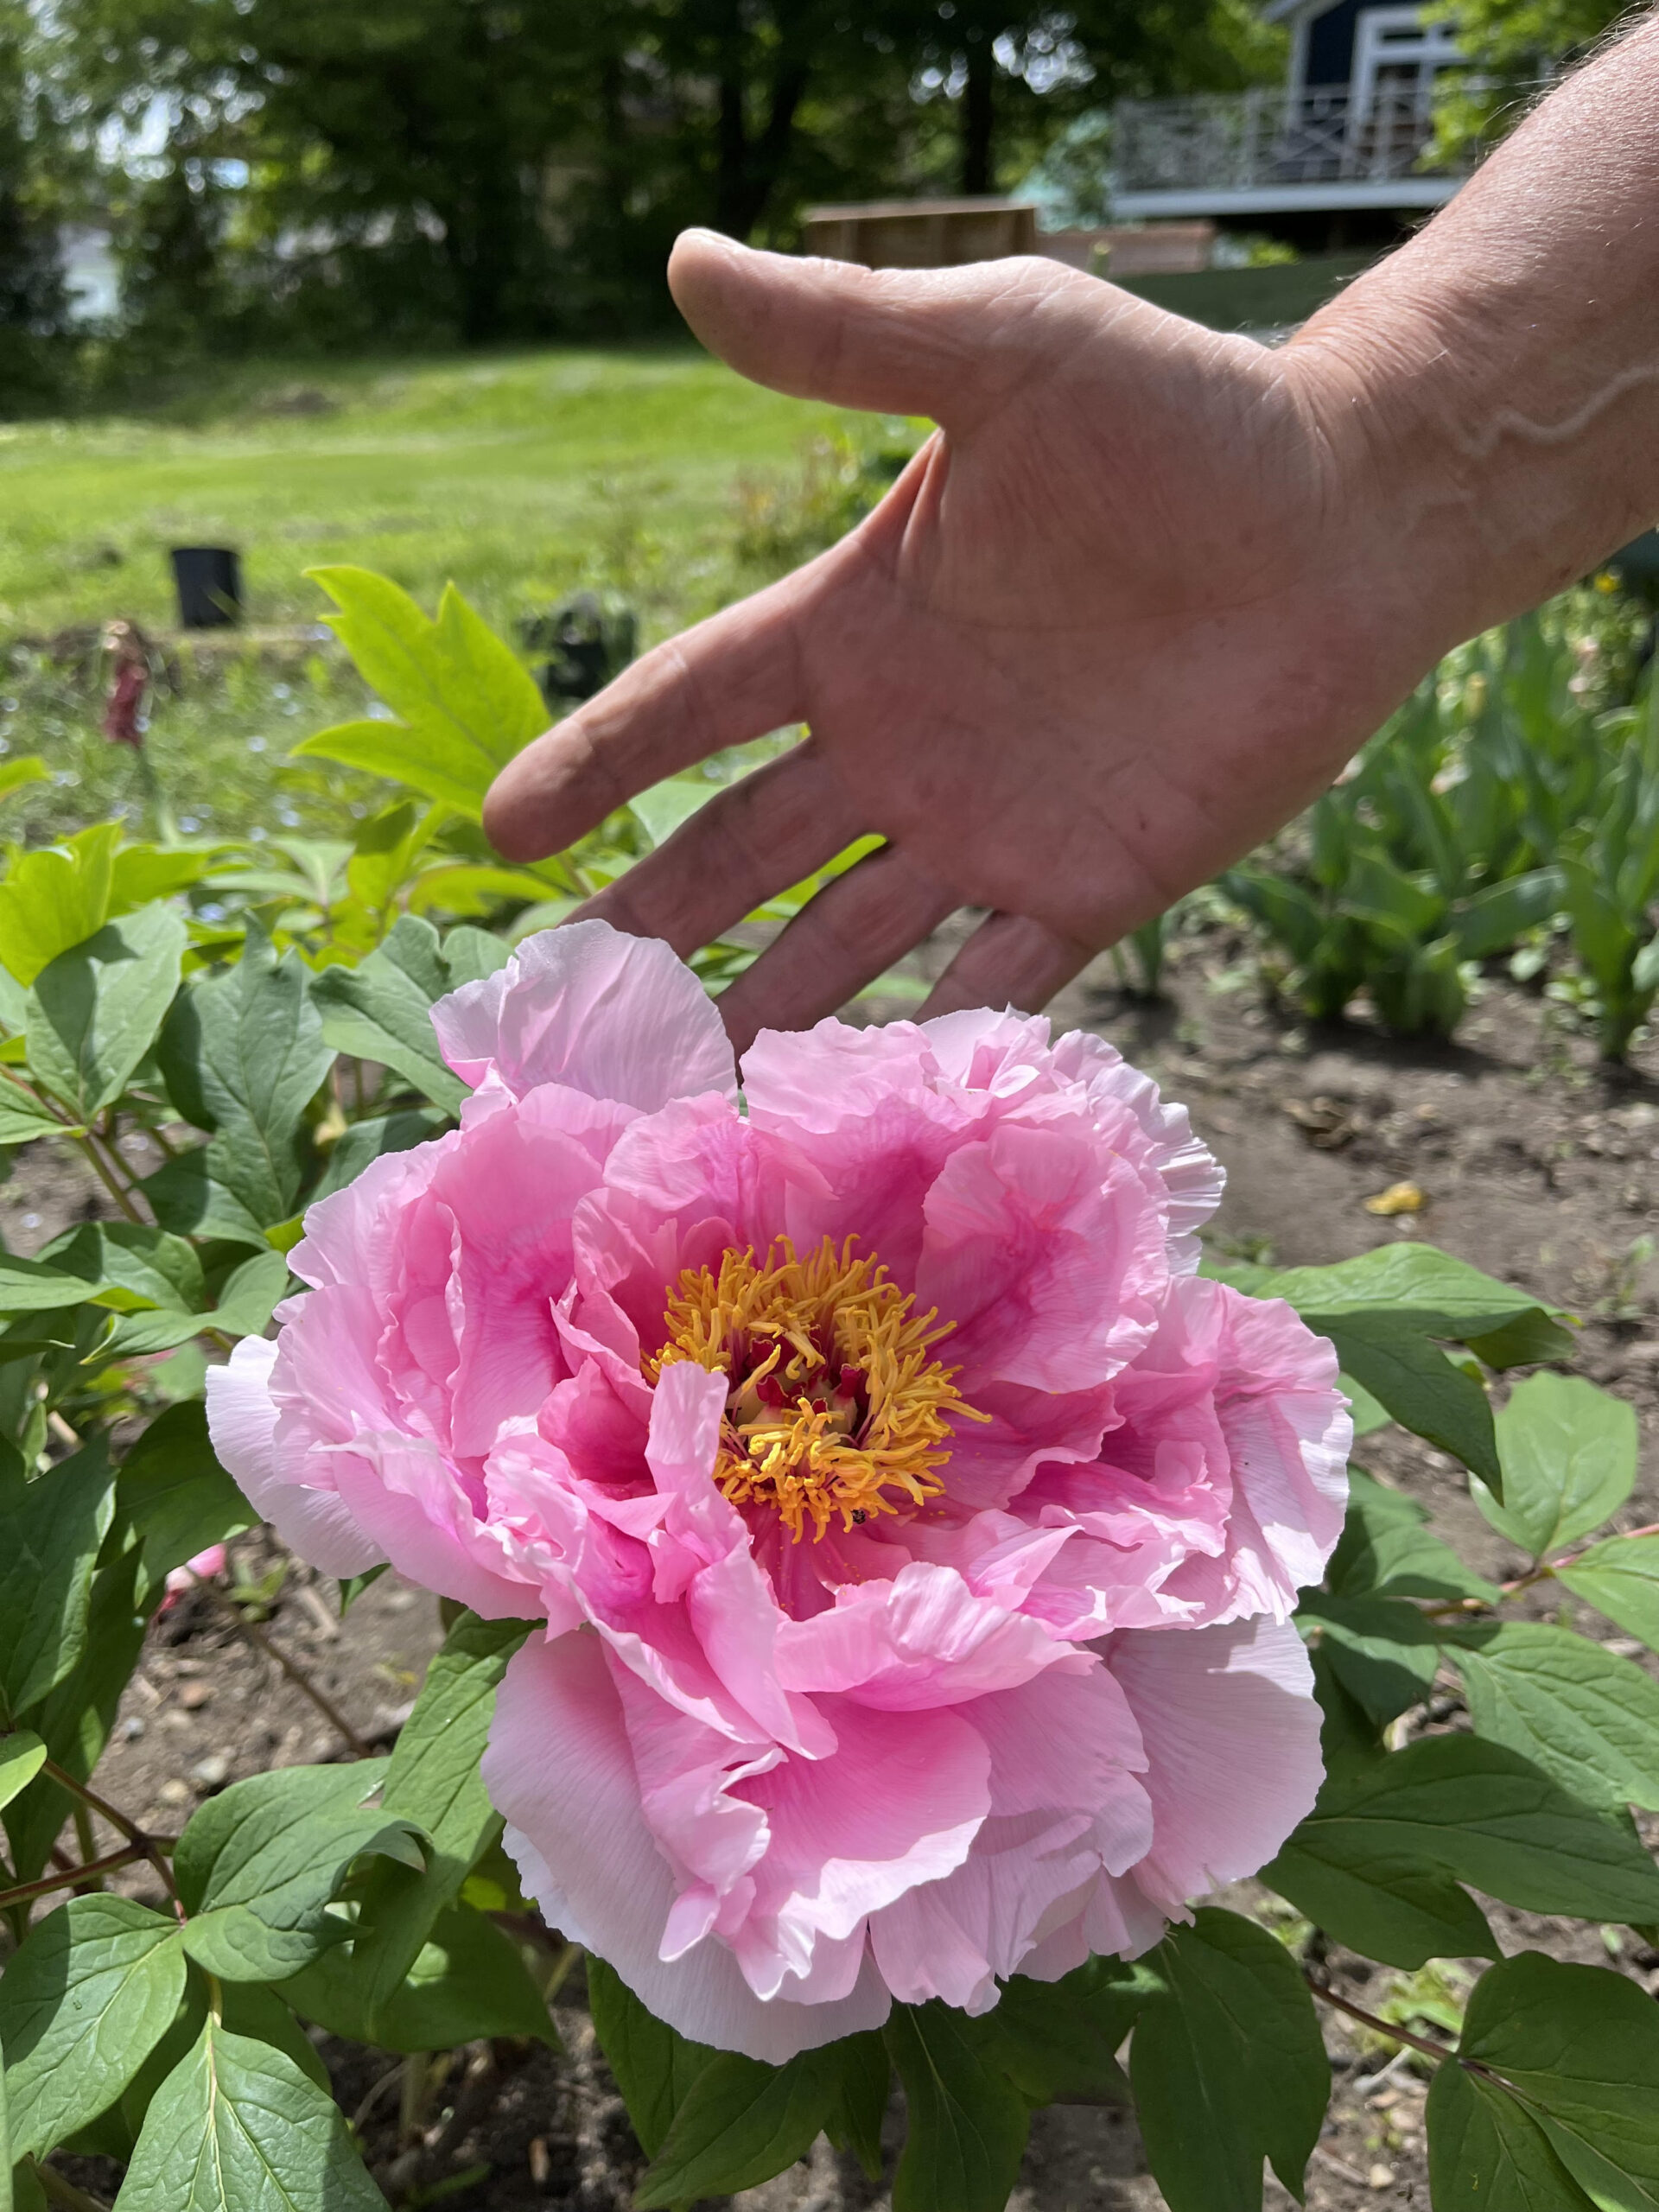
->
left=179, top=1682, right=213, bottom=1710
left=189, top=1752, right=231, bottom=1792
left=1369, top=2166, right=1395, bottom=2190
left=157, top=1778, right=190, bottom=1807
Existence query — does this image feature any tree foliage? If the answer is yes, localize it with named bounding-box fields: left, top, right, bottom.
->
left=20, top=0, right=1272, bottom=351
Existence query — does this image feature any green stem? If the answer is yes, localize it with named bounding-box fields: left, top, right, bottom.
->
left=28, top=2160, right=111, bottom=2212
left=71, top=1802, right=100, bottom=1889
left=73, top=1131, right=147, bottom=1226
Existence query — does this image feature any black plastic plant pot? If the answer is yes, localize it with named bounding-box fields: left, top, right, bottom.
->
left=169, top=545, right=244, bottom=629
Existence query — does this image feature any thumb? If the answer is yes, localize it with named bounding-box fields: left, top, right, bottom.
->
left=668, top=227, right=1077, bottom=425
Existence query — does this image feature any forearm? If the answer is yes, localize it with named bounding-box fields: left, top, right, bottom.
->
left=1289, top=12, right=1659, bottom=645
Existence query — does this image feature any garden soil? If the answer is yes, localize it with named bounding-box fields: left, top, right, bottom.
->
left=24, top=914, right=1659, bottom=2212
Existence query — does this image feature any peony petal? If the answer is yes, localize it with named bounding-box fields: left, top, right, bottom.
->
left=486, top=1630, right=892, bottom=2058
left=327, top=1433, right=549, bottom=1620
left=1106, top=1613, right=1325, bottom=1911
left=207, top=1338, right=385, bottom=1577
left=1047, top=1029, right=1224, bottom=1272
left=430, top=921, right=737, bottom=1109
left=773, top=1560, right=1077, bottom=1710
left=918, top=1123, right=1167, bottom=1393
left=733, top=1691, right=991, bottom=1985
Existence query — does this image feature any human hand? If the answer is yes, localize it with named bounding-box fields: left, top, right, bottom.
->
left=483, top=232, right=1471, bottom=1047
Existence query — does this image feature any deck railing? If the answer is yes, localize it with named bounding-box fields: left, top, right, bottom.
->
left=1111, top=85, right=1475, bottom=194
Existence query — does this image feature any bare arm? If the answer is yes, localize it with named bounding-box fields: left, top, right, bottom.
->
left=484, top=22, right=1659, bottom=1048
left=1291, top=11, right=1659, bottom=637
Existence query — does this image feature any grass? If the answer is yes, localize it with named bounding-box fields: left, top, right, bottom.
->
left=0, top=344, right=878, bottom=846
left=0, top=345, right=862, bottom=636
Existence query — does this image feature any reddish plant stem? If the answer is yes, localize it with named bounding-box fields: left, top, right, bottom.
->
left=1420, top=1518, right=1659, bottom=1621
left=1306, top=1977, right=1456, bottom=2066
left=0, top=1841, right=153, bottom=1910
left=39, top=1756, right=183, bottom=1911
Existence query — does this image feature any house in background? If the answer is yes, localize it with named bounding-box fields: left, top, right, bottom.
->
left=1110, top=0, right=1478, bottom=245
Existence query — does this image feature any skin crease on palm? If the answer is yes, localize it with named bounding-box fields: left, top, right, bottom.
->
left=483, top=15, right=1659, bottom=1052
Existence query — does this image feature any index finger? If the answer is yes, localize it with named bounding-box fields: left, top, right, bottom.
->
left=482, top=568, right=816, bottom=862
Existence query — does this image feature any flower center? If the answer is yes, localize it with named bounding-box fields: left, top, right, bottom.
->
left=646, top=1236, right=986, bottom=1541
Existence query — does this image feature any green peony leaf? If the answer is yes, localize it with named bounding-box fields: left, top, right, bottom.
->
left=0, top=1442, right=116, bottom=1719
left=0, top=825, right=121, bottom=988
left=1318, top=1313, right=1503, bottom=1486
left=1264, top=1829, right=1500, bottom=1970
left=0, top=1895, right=185, bottom=2164
left=0, top=1086, right=76, bottom=1146
left=1325, top=1467, right=1500, bottom=1605
left=309, top=914, right=467, bottom=1114
left=1427, top=2062, right=1597, bottom=2212
left=116, top=2020, right=386, bottom=2212
left=885, top=2002, right=1029, bottom=2212
left=23, top=904, right=186, bottom=1122
left=1300, top=1591, right=1442, bottom=1724
left=296, top=568, right=546, bottom=819
left=586, top=1957, right=718, bottom=2160
left=1130, top=1907, right=1329, bottom=2212
left=175, top=1760, right=424, bottom=1982
left=976, top=1956, right=1146, bottom=2106
left=152, top=922, right=333, bottom=1235
left=3, top=1548, right=147, bottom=1885
left=1445, top=1618, right=1659, bottom=1814
left=0, top=1731, right=45, bottom=1811
left=1436, top=1952, right=1659, bottom=2210
left=1287, top=1732, right=1659, bottom=1924
left=632, top=2044, right=851, bottom=2207
left=344, top=1609, right=533, bottom=2034
left=1472, top=1374, right=1637, bottom=1560
left=1557, top=1534, right=1659, bottom=1654
left=116, top=1400, right=253, bottom=1608
left=280, top=1904, right=556, bottom=2055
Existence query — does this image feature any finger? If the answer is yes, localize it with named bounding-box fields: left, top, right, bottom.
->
left=482, top=570, right=811, bottom=862
left=573, top=743, right=863, bottom=957
left=668, top=227, right=1081, bottom=426
left=918, top=910, right=1094, bottom=1022
left=715, top=844, right=958, bottom=1056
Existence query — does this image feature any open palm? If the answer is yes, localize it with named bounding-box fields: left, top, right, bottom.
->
left=484, top=232, right=1457, bottom=1045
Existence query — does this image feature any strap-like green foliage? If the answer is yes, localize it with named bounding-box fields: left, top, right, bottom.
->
left=0, top=573, right=1656, bottom=2212
left=1218, top=618, right=1659, bottom=1058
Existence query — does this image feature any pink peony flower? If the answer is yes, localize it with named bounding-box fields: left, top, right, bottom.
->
left=208, top=923, right=1349, bottom=2057
left=161, top=1542, right=227, bottom=1607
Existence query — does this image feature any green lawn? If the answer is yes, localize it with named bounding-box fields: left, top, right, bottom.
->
left=0, top=345, right=874, bottom=846
left=0, top=345, right=861, bottom=638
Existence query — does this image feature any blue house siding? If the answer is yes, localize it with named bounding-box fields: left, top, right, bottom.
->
left=1303, top=0, right=1369, bottom=85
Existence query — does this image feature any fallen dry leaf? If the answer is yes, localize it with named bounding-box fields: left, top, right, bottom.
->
left=1283, top=1095, right=1361, bottom=1149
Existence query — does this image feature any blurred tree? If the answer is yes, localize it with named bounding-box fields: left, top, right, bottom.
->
left=1428, top=0, right=1612, bottom=162
left=49, top=0, right=1280, bottom=350
left=0, top=0, right=75, bottom=407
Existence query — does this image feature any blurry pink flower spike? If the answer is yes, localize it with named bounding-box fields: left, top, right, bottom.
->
left=101, top=621, right=150, bottom=748
left=161, top=1542, right=227, bottom=1608
left=208, top=922, right=1350, bottom=2060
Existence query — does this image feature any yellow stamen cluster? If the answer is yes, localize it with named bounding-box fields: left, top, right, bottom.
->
left=646, top=1236, right=987, bottom=1541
